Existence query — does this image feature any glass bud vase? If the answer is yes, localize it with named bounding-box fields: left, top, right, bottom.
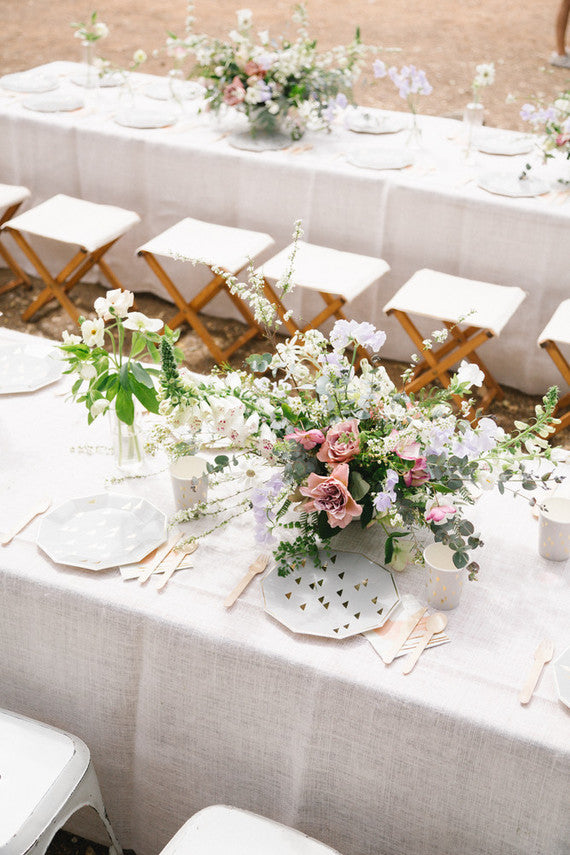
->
left=81, top=40, right=97, bottom=90
left=463, top=101, right=484, bottom=161
left=109, top=405, right=144, bottom=471
left=405, top=113, right=423, bottom=151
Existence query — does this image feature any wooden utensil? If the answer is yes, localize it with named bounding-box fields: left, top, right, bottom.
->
left=402, top=612, right=448, bottom=675
left=0, top=496, right=52, bottom=545
left=224, top=554, right=270, bottom=609
left=519, top=640, right=555, bottom=705
left=138, top=534, right=182, bottom=584
left=156, top=542, right=198, bottom=592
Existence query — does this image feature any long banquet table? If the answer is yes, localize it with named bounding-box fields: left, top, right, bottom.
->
left=1, top=62, right=570, bottom=395
left=0, top=327, right=568, bottom=855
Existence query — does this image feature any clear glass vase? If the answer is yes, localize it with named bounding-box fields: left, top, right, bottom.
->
left=463, top=102, right=484, bottom=161
left=109, top=405, right=144, bottom=471
left=405, top=113, right=423, bottom=151
left=81, top=40, right=97, bottom=90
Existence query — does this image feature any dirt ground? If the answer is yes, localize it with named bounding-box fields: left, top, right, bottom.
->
left=2, top=0, right=569, bottom=130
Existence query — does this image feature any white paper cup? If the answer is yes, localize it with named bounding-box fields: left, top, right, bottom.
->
left=169, top=456, right=208, bottom=510
left=424, top=543, right=467, bottom=611
left=538, top=497, right=570, bottom=561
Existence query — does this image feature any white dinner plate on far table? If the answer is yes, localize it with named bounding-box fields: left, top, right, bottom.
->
left=347, top=148, right=414, bottom=170
left=477, top=133, right=535, bottom=156
left=70, top=70, right=123, bottom=88
left=23, top=93, right=85, bottom=113
left=0, top=72, right=59, bottom=94
left=37, top=494, right=167, bottom=571
left=477, top=172, right=550, bottom=198
left=0, top=345, right=62, bottom=394
left=144, top=79, right=205, bottom=101
left=114, top=108, right=178, bottom=129
left=346, top=110, right=407, bottom=135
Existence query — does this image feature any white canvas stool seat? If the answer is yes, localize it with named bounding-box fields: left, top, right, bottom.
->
left=2, top=194, right=140, bottom=322
left=158, top=805, right=342, bottom=855
left=257, top=241, right=390, bottom=344
left=138, top=217, right=275, bottom=364
left=384, top=268, right=526, bottom=411
left=538, top=299, right=570, bottom=434
left=0, top=707, right=122, bottom=855
left=0, top=183, right=32, bottom=296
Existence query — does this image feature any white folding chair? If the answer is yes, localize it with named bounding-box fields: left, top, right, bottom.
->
left=1, top=194, right=141, bottom=323
left=0, top=708, right=122, bottom=855
left=384, top=268, right=526, bottom=412
left=137, top=218, right=275, bottom=364
left=0, top=183, right=32, bottom=295
left=256, top=241, right=390, bottom=353
left=538, top=299, right=570, bottom=434
left=158, top=805, right=342, bottom=855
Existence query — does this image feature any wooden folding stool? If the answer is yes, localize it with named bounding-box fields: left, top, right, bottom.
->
left=1, top=194, right=141, bottom=322
left=137, top=217, right=275, bottom=364
left=0, top=183, right=32, bottom=295
left=256, top=241, right=390, bottom=352
left=538, top=299, right=570, bottom=434
left=384, top=268, right=526, bottom=411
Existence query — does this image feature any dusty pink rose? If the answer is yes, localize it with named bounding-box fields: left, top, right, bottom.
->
left=425, top=503, right=456, bottom=524
left=403, top=457, right=429, bottom=486
left=244, top=60, right=264, bottom=77
left=556, top=132, right=570, bottom=147
left=223, top=76, right=246, bottom=106
left=284, top=428, right=326, bottom=450
left=317, top=419, right=360, bottom=464
left=299, top=463, right=362, bottom=529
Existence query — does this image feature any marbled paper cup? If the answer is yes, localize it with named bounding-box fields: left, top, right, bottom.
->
left=424, top=543, right=467, bottom=611
left=169, top=456, right=208, bottom=511
left=538, top=497, right=570, bottom=562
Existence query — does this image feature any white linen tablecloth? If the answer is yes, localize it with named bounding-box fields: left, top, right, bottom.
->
left=0, top=328, right=568, bottom=855
left=1, top=63, right=570, bottom=395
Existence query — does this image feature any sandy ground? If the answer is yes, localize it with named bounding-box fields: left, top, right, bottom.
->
left=2, top=0, right=569, bottom=130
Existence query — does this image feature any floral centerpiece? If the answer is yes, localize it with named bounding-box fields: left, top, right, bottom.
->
left=71, top=11, right=110, bottom=44
left=171, top=4, right=372, bottom=140
left=521, top=92, right=570, bottom=170
left=158, top=318, right=558, bottom=578
left=372, top=61, right=432, bottom=146
left=59, top=288, right=177, bottom=466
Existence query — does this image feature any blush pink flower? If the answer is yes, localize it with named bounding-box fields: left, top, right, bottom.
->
left=284, top=428, right=326, bottom=450
left=299, top=463, right=362, bottom=529
left=390, top=430, right=421, bottom=461
left=424, top=503, right=456, bottom=524
left=223, top=76, right=246, bottom=105
left=244, top=60, right=265, bottom=77
left=403, top=457, right=429, bottom=486
left=317, top=419, right=360, bottom=464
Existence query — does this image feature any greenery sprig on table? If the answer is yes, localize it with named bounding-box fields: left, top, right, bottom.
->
left=59, top=288, right=180, bottom=425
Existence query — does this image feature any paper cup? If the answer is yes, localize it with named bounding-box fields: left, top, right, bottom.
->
left=424, top=543, right=467, bottom=610
left=169, top=456, right=208, bottom=510
left=538, top=497, right=570, bottom=561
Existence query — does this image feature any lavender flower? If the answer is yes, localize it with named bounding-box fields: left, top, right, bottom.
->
left=330, top=319, right=386, bottom=353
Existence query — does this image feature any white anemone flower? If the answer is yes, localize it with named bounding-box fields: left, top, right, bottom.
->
left=455, top=360, right=485, bottom=388
left=123, top=312, right=164, bottom=333
left=94, top=288, right=134, bottom=321
left=62, top=330, right=82, bottom=345
left=81, top=317, right=105, bottom=348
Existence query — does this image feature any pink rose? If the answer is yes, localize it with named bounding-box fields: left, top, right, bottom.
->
left=403, top=457, right=429, bottom=486
left=556, top=132, right=570, bottom=147
left=390, top=430, right=421, bottom=461
left=284, top=428, right=326, bottom=450
left=223, top=76, right=246, bottom=106
left=317, top=419, right=360, bottom=464
left=244, top=60, right=264, bottom=77
left=425, top=503, right=456, bottom=524
left=299, top=463, right=362, bottom=530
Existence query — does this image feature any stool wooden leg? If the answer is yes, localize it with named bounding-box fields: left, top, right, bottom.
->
left=540, top=341, right=570, bottom=436
left=0, top=241, right=32, bottom=293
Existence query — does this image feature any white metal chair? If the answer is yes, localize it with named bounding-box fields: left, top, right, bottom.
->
left=0, top=183, right=32, bottom=295
left=538, top=299, right=570, bottom=434
left=0, top=708, right=122, bottom=855
left=256, top=241, right=390, bottom=348
left=158, top=805, right=342, bottom=855
left=137, top=218, right=275, bottom=364
left=1, top=194, right=141, bottom=323
left=384, top=268, right=526, bottom=412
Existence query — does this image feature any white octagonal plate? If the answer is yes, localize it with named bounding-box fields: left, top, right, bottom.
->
left=553, top=645, right=570, bottom=708
left=261, top=549, right=399, bottom=639
left=0, top=345, right=62, bottom=394
left=477, top=172, right=550, bottom=198
left=37, top=494, right=166, bottom=571
left=346, top=110, right=407, bottom=135
left=347, top=148, right=414, bottom=171
left=0, top=72, right=59, bottom=93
